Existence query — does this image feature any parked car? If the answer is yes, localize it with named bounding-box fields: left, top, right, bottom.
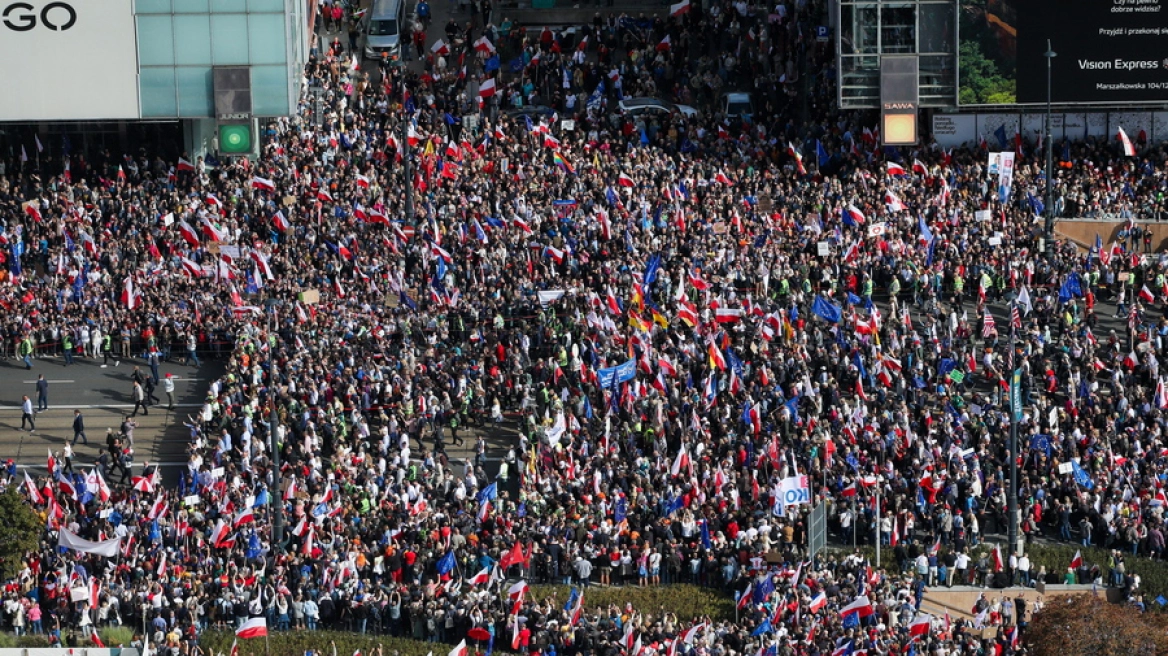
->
left=618, top=97, right=700, bottom=119
left=503, top=105, right=557, bottom=121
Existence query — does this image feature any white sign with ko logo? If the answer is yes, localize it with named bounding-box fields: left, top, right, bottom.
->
left=779, top=475, right=811, bottom=506
left=0, top=0, right=140, bottom=120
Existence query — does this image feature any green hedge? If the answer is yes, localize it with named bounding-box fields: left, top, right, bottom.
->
left=198, top=585, right=735, bottom=656
left=200, top=631, right=439, bottom=656
left=0, top=634, right=51, bottom=649
left=528, top=584, right=735, bottom=622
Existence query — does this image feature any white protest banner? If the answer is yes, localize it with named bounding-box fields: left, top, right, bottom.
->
left=58, top=527, right=121, bottom=558
left=779, top=475, right=811, bottom=506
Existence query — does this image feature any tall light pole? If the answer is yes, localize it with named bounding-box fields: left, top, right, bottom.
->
left=1007, top=299, right=1020, bottom=560
left=266, top=299, right=284, bottom=546
left=402, top=74, right=414, bottom=225
left=1044, top=41, right=1057, bottom=238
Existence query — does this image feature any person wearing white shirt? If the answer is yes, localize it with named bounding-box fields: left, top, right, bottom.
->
left=20, top=395, right=34, bottom=431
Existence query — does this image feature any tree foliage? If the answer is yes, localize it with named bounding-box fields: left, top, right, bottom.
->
left=958, top=40, right=1015, bottom=105
left=1027, top=594, right=1168, bottom=656
left=0, top=485, right=42, bottom=579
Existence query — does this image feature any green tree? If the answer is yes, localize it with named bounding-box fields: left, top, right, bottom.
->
left=0, top=485, right=42, bottom=578
left=958, top=40, right=1016, bottom=104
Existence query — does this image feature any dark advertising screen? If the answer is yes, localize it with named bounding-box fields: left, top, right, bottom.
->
left=959, top=0, right=1168, bottom=105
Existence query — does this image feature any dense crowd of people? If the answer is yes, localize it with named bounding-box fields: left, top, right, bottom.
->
left=3, top=0, right=1168, bottom=654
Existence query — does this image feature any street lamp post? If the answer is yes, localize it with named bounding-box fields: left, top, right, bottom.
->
left=1007, top=301, right=1020, bottom=560
left=1044, top=41, right=1057, bottom=238
left=266, top=300, right=284, bottom=546
left=402, top=74, right=413, bottom=225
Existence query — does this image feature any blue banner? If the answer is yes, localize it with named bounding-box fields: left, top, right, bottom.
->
left=597, top=359, right=637, bottom=388
left=1071, top=460, right=1094, bottom=490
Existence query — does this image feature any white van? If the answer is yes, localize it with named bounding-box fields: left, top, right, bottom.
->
left=364, top=0, right=406, bottom=63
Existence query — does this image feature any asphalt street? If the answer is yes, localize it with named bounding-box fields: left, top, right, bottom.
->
left=0, top=353, right=225, bottom=474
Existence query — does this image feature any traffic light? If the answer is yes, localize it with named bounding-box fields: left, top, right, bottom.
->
left=218, top=123, right=252, bottom=154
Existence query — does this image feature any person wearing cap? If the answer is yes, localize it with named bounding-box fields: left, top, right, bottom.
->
left=163, top=373, right=176, bottom=410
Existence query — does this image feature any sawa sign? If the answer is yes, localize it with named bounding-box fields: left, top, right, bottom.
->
left=0, top=0, right=140, bottom=120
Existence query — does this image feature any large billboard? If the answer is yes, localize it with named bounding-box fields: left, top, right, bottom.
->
left=960, top=0, right=1168, bottom=105
left=0, top=0, right=140, bottom=120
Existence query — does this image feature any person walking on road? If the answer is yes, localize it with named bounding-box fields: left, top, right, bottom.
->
left=164, top=373, right=176, bottom=410
left=72, top=409, right=87, bottom=445
left=131, top=381, right=149, bottom=416
left=144, top=376, right=159, bottom=406
left=20, top=395, right=34, bottom=431
left=35, top=375, right=48, bottom=412
left=19, top=335, right=33, bottom=370
left=101, top=331, right=116, bottom=368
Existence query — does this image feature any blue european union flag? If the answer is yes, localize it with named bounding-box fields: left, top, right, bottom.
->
left=246, top=533, right=263, bottom=559
left=510, top=56, right=525, bottom=72
left=643, top=253, right=661, bottom=288
left=1071, top=460, right=1095, bottom=489
left=1059, top=273, right=1082, bottom=303
left=842, top=613, right=860, bottom=628
left=564, top=587, right=579, bottom=612
left=479, top=482, right=498, bottom=503
left=436, top=550, right=457, bottom=575
left=750, top=619, right=772, bottom=636
left=701, top=519, right=712, bottom=549
left=615, top=496, right=628, bottom=523
left=753, top=575, right=775, bottom=603
left=994, top=124, right=1008, bottom=148
left=785, top=396, right=800, bottom=424
left=485, top=55, right=500, bottom=72
left=726, top=347, right=745, bottom=377
left=817, top=140, right=830, bottom=167
left=812, top=296, right=842, bottom=323
left=1029, top=434, right=1052, bottom=459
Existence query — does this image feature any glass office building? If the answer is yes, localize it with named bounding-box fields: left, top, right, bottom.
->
left=836, top=0, right=957, bottom=109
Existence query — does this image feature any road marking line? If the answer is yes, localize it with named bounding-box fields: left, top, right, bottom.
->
left=0, top=403, right=204, bottom=411
left=22, top=380, right=76, bottom=384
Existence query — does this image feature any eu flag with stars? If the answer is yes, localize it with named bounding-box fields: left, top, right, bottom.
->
left=436, top=550, right=457, bottom=575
